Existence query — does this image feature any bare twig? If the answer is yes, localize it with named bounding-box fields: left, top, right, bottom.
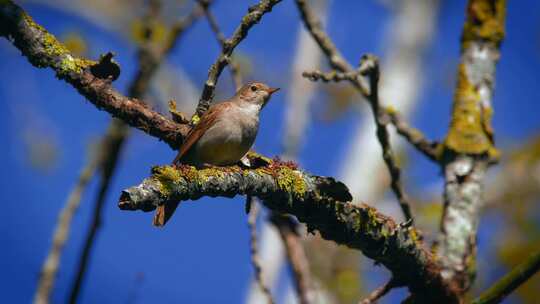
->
left=472, top=249, right=540, bottom=304
left=438, top=0, right=505, bottom=292
left=358, top=278, right=398, bottom=304
left=270, top=215, right=314, bottom=304
left=359, top=54, right=414, bottom=222
left=33, top=148, right=101, bottom=304
left=195, top=0, right=283, bottom=116
left=302, top=69, right=360, bottom=83
left=247, top=196, right=275, bottom=304
left=197, top=0, right=242, bottom=90
left=295, top=0, right=414, bottom=223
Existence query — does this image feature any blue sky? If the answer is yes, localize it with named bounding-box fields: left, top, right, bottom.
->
left=1, top=0, right=540, bottom=303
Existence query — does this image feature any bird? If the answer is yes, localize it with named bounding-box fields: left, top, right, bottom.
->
left=153, top=81, right=279, bottom=226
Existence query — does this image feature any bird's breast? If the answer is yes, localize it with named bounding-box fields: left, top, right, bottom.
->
left=193, top=106, right=259, bottom=165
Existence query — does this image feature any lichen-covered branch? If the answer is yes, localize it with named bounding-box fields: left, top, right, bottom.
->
left=0, top=0, right=190, bottom=150
left=118, top=157, right=459, bottom=302
left=438, top=0, right=505, bottom=292
left=472, top=249, right=540, bottom=304
left=194, top=0, right=283, bottom=116
left=295, top=0, right=414, bottom=223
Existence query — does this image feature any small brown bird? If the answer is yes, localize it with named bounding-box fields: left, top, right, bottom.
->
left=153, top=81, right=279, bottom=226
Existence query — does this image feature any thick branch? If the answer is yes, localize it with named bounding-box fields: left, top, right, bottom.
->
left=295, top=0, right=414, bottom=223
left=118, top=158, right=459, bottom=302
left=0, top=0, right=190, bottom=149
left=438, top=0, right=505, bottom=291
left=195, top=0, right=283, bottom=116
left=472, top=249, right=540, bottom=304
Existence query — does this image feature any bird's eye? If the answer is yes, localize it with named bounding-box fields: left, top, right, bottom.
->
left=250, top=85, right=257, bottom=92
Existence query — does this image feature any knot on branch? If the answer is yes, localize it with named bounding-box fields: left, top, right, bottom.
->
left=89, top=52, right=121, bottom=81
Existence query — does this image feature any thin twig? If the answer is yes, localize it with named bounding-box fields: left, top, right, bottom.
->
left=270, top=215, right=314, bottom=304
left=197, top=0, right=243, bottom=90
left=195, top=0, right=283, bottom=116
left=472, top=249, right=540, bottom=304
left=302, top=69, right=360, bottom=83
left=295, top=0, right=414, bottom=223
left=359, top=54, right=413, bottom=222
left=385, top=108, right=440, bottom=161
left=33, top=148, right=101, bottom=304
left=358, top=278, right=398, bottom=304
left=68, top=120, right=127, bottom=304
left=247, top=196, right=275, bottom=304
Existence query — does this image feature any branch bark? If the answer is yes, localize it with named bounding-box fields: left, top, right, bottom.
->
left=437, top=0, right=505, bottom=292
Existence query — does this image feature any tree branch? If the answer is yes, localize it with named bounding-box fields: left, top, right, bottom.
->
left=194, top=0, right=283, bottom=116
left=295, top=0, right=414, bottom=223
left=358, top=278, right=397, bottom=304
left=118, top=157, right=459, bottom=302
left=472, top=249, right=540, bottom=304
left=0, top=0, right=190, bottom=150
left=438, top=0, right=505, bottom=292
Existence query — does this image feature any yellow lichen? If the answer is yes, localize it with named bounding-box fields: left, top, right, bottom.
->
left=462, top=0, right=506, bottom=49
left=152, top=166, right=182, bottom=195
left=444, top=64, right=497, bottom=156
left=22, top=12, right=96, bottom=74
left=275, top=167, right=307, bottom=199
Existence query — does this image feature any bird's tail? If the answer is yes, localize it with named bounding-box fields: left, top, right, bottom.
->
left=153, top=201, right=181, bottom=227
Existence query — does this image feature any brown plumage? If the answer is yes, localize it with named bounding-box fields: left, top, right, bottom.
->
left=153, top=82, right=279, bottom=226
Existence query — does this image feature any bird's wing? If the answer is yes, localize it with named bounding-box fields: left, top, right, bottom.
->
left=173, top=102, right=231, bottom=164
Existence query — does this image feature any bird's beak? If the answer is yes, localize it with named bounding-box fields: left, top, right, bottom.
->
left=266, top=87, right=280, bottom=95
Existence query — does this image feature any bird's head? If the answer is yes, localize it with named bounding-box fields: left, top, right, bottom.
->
left=236, top=82, right=279, bottom=108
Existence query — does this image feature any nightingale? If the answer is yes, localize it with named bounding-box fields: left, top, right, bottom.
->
left=153, top=81, right=279, bottom=226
